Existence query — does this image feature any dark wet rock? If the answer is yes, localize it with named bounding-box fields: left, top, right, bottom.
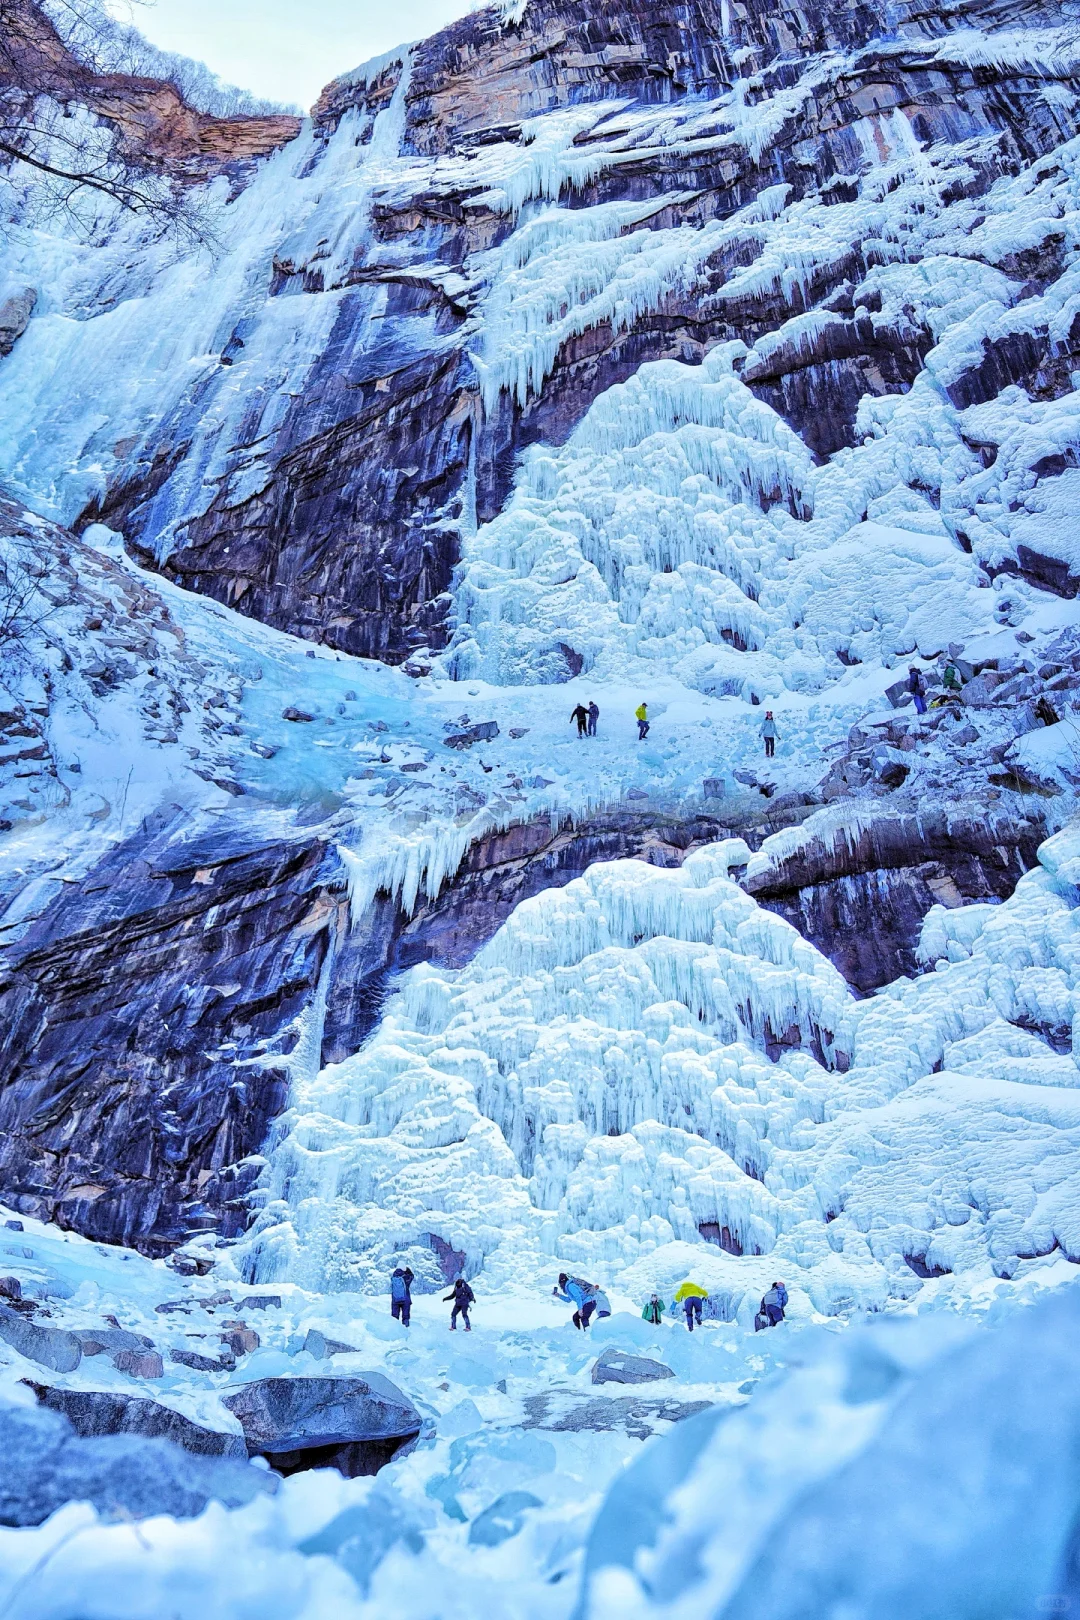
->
left=171, top=1348, right=227, bottom=1374
left=592, top=1347, right=675, bottom=1386
left=0, top=1303, right=81, bottom=1372
left=443, top=720, right=500, bottom=749
left=0, top=1276, right=22, bottom=1300
left=871, top=746, right=910, bottom=788
left=0, top=805, right=351, bottom=1253
left=222, top=1374, right=422, bottom=1477
left=1, top=1394, right=272, bottom=1527
left=166, top=1252, right=214, bottom=1277
left=26, top=1383, right=246, bottom=1458
left=243, top=1295, right=282, bottom=1311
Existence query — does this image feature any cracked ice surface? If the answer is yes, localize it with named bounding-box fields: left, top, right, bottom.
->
left=242, top=821, right=1080, bottom=1326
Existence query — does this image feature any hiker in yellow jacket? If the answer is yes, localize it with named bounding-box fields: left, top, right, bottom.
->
left=635, top=701, right=649, bottom=740
left=673, top=1279, right=708, bottom=1332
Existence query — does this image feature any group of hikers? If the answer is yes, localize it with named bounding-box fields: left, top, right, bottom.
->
left=569, top=701, right=651, bottom=739
left=571, top=700, right=779, bottom=754
left=391, top=1265, right=787, bottom=1333
left=391, top=1266, right=475, bottom=1331
left=565, top=648, right=978, bottom=764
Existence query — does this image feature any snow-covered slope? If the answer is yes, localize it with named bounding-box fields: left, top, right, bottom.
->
left=3, top=0, right=1080, bottom=1608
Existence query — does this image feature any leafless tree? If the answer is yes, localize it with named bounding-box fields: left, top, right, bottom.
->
left=0, top=539, right=56, bottom=649
left=0, top=0, right=216, bottom=243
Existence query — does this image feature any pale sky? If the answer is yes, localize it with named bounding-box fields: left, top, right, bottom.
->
left=130, top=0, right=477, bottom=110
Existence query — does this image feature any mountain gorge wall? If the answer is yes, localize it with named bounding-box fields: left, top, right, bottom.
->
left=6, top=0, right=1078, bottom=664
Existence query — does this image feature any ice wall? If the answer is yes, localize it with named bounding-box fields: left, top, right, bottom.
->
left=242, top=821, right=1080, bottom=1323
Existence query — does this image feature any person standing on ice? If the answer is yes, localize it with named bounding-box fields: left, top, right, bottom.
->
left=554, top=1273, right=600, bottom=1330
left=761, top=1280, right=788, bottom=1327
left=641, top=1293, right=664, bottom=1325
left=635, top=702, right=650, bottom=740
left=390, top=1265, right=414, bottom=1327
left=673, top=1279, right=708, bottom=1331
left=445, top=1275, right=474, bottom=1331
left=570, top=702, right=590, bottom=737
left=908, top=666, right=927, bottom=715
left=587, top=700, right=599, bottom=736
left=760, top=711, right=778, bottom=758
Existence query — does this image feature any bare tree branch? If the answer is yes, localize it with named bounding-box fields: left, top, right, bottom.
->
left=0, top=0, right=219, bottom=243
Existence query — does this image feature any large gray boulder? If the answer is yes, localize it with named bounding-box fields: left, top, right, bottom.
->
left=0, top=1303, right=81, bottom=1372
left=0, top=1395, right=274, bottom=1527
left=592, top=1347, right=676, bottom=1387
left=223, top=1374, right=421, bottom=1477
left=29, top=1384, right=247, bottom=1458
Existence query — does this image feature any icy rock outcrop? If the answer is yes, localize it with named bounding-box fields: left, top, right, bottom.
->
left=222, top=1373, right=422, bottom=1476
left=591, top=1348, right=675, bottom=1387
left=0, top=805, right=351, bottom=1252
left=745, top=802, right=1045, bottom=990
left=0, top=1391, right=273, bottom=1527
left=29, top=1385, right=247, bottom=1458
left=4, top=0, right=1080, bottom=674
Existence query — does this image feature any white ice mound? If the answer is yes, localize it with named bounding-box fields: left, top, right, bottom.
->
left=578, top=1284, right=1080, bottom=1620
left=243, top=823, right=1080, bottom=1321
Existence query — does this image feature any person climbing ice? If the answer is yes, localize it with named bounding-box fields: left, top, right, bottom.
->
left=760, top=710, right=778, bottom=758
left=942, top=659, right=963, bottom=694
left=635, top=701, right=650, bottom=740
left=673, top=1279, right=708, bottom=1331
left=390, top=1265, right=414, bottom=1327
left=641, top=1293, right=664, bottom=1325
left=587, top=700, right=599, bottom=736
left=570, top=702, right=590, bottom=737
left=445, top=1275, right=475, bottom=1331
left=760, top=1280, right=788, bottom=1328
left=908, top=666, right=927, bottom=715
left=554, top=1273, right=601, bottom=1330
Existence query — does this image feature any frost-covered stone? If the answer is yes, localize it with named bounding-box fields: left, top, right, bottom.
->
left=222, top=1374, right=422, bottom=1475
left=591, top=1348, right=675, bottom=1386
left=0, top=1394, right=273, bottom=1528
left=0, top=1303, right=81, bottom=1372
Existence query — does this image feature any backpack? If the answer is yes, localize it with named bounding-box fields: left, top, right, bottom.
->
left=390, top=1272, right=406, bottom=1302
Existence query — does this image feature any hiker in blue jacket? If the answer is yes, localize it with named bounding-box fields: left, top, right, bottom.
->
left=761, top=1280, right=788, bottom=1327
left=390, top=1266, right=414, bottom=1327
left=554, top=1273, right=599, bottom=1330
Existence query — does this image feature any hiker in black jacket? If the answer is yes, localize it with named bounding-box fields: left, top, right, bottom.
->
left=445, top=1276, right=475, bottom=1331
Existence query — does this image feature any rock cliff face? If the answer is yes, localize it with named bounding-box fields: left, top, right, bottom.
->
left=6, top=0, right=1077, bottom=662
left=0, top=0, right=1077, bottom=1259
left=0, top=809, right=349, bottom=1252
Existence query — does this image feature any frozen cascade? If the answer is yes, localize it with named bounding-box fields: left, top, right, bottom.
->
left=241, top=822, right=1080, bottom=1323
